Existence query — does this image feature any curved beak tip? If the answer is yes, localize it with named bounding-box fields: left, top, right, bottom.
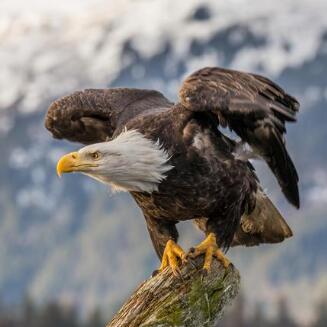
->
left=56, top=152, right=79, bottom=178
left=56, top=161, right=64, bottom=178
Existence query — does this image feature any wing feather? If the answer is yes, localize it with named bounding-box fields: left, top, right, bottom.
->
left=179, top=67, right=300, bottom=208
left=45, top=88, right=173, bottom=145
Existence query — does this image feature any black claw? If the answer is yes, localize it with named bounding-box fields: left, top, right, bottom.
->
left=151, top=269, right=160, bottom=277
left=186, top=248, right=196, bottom=260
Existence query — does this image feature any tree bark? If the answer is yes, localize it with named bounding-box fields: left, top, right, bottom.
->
left=106, top=257, right=240, bottom=327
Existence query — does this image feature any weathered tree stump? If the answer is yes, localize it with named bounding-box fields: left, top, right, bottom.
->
left=106, top=257, right=240, bottom=327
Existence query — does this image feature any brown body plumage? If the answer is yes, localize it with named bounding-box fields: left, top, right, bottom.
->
left=45, top=67, right=299, bottom=260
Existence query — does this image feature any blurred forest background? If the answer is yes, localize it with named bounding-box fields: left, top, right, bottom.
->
left=0, top=0, right=326, bottom=326
left=0, top=293, right=327, bottom=326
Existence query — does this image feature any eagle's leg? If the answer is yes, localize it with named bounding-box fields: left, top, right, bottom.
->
left=189, top=233, right=230, bottom=273
left=158, top=240, right=187, bottom=276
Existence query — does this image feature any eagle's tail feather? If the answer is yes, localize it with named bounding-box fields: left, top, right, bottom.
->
left=232, top=192, right=293, bottom=247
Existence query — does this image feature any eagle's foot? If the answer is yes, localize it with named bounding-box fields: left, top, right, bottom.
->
left=157, top=240, right=187, bottom=277
left=188, top=233, right=231, bottom=273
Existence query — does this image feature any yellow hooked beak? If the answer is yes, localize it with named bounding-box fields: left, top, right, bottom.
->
left=56, top=152, right=80, bottom=177
left=57, top=151, right=100, bottom=177
left=57, top=152, right=99, bottom=177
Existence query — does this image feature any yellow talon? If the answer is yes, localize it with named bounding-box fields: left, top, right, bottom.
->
left=189, top=233, right=231, bottom=272
left=159, top=240, right=187, bottom=276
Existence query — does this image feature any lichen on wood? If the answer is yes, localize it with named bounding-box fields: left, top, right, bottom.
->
left=106, top=257, right=240, bottom=327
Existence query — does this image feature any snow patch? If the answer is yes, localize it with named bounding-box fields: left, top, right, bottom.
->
left=1, top=0, right=327, bottom=117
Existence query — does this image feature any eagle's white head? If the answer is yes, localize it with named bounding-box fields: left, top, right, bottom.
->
left=56, top=129, right=173, bottom=193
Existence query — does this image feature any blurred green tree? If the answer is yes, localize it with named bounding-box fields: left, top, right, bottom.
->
left=84, top=308, right=104, bottom=327
left=36, top=302, right=79, bottom=327
left=312, top=299, right=327, bottom=327
left=272, top=297, right=297, bottom=327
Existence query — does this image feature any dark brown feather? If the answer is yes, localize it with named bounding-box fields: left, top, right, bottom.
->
left=179, top=67, right=300, bottom=208
left=45, top=88, right=173, bottom=145
left=194, top=193, right=293, bottom=247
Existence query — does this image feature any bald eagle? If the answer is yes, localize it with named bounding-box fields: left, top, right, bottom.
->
left=45, top=67, right=299, bottom=275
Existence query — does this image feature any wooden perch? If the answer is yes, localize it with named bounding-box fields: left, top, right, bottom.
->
left=106, top=257, right=240, bottom=327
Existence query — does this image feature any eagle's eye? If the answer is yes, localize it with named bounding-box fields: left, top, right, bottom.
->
left=91, top=151, right=101, bottom=160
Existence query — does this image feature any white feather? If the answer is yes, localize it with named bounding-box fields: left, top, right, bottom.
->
left=233, top=141, right=260, bottom=161
left=79, top=129, right=173, bottom=193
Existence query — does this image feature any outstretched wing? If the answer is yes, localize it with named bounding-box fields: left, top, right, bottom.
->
left=179, top=67, right=300, bottom=208
left=45, top=88, right=173, bottom=145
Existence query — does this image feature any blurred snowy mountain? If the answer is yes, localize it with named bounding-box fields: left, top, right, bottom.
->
left=0, top=0, right=327, bottom=323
